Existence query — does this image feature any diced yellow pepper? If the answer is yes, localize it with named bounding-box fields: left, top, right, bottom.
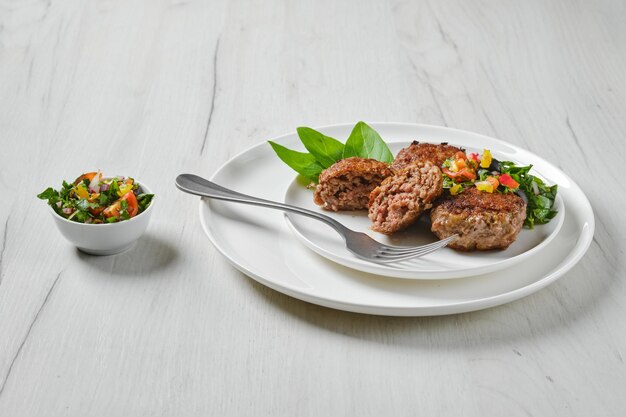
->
left=75, top=184, right=90, bottom=199
left=117, top=183, right=133, bottom=197
left=480, top=149, right=492, bottom=168
left=450, top=184, right=463, bottom=195
left=475, top=181, right=494, bottom=193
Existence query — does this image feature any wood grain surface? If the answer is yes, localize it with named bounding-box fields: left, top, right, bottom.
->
left=0, top=0, right=624, bottom=415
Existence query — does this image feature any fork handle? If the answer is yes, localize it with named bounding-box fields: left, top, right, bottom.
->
left=175, top=174, right=349, bottom=235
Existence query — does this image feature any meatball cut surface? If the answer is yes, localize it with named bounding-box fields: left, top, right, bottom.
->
left=313, top=157, right=392, bottom=211
left=430, top=187, right=527, bottom=251
left=392, top=141, right=463, bottom=171
left=369, top=161, right=443, bottom=234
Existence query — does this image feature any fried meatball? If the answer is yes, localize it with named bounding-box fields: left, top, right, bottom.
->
left=430, top=187, right=527, bottom=251
left=392, top=141, right=463, bottom=171
left=313, top=157, right=393, bottom=211
left=368, top=161, right=443, bottom=234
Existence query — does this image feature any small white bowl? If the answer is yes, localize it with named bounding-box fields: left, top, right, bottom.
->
left=48, top=182, right=155, bottom=255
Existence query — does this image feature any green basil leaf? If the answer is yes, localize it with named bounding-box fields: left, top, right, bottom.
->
left=296, top=127, right=345, bottom=168
left=137, top=194, right=154, bottom=212
left=343, top=121, right=393, bottom=163
left=500, top=162, right=532, bottom=177
left=73, top=210, right=92, bottom=223
left=545, top=210, right=558, bottom=220
left=37, top=187, right=58, bottom=200
left=109, top=180, right=120, bottom=197
left=532, top=208, right=550, bottom=220
left=60, top=182, right=72, bottom=200
left=534, top=195, right=552, bottom=209
left=268, top=141, right=324, bottom=183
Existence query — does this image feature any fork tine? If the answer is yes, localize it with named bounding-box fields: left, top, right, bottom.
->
left=376, top=235, right=458, bottom=255
left=376, top=234, right=458, bottom=253
left=374, top=244, right=446, bottom=261
left=372, top=245, right=446, bottom=263
left=371, top=235, right=457, bottom=263
left=378, top=244, right=443, bottom=254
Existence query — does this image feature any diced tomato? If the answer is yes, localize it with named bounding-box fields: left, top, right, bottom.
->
left=73, top=172, right=97, bottom=185
left=457, top=168, right=477, bottom=181
left=499, top=173, right=519, bottom=189
left=103, top=192, right=139, bottom=220
left=443, top=167, right=477, bottom=182
left=455, top=159, right=467, bottom=170
left=469, top=153, right=480, bottom=163
left=121, top=191, right=138, bottom=217
left=89, top=206, right=104, bottom=216
left=454, top=151, right=467, bottom=160
left=103, top=201, right=121, bottom=219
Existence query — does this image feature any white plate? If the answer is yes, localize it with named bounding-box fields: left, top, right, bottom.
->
left=198, top=123, right=594, bottom=316
left=284, top=141, right=565, bottom=279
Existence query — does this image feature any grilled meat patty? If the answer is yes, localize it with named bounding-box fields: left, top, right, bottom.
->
left=392, top=141, right=463, bottom=171
left=369, top=161, right=443, bottom=234
left=430, top=187, right=527, bottom=251
left=313, top=157, right=393, bottom=211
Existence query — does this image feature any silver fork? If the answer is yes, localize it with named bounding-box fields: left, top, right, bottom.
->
left=175, top=174, right=457, bottom=264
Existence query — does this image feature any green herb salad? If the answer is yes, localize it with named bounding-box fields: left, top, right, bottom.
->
left=38, top=171, right=154, bottom=224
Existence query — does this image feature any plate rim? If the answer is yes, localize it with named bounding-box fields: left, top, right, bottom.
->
left=198, top=122, right=595, bottom=315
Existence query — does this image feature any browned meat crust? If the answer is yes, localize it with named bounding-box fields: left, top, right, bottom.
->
left=430, top=187, right=527, bottom=251
left=392, top=141, right=463, bottom=171
left=368, top=161, right=443, bottom=234
left=313, top=157, right=392, bottom=211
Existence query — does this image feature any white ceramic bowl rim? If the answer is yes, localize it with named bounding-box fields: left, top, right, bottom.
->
left=46, top=180, right=155, bottom=227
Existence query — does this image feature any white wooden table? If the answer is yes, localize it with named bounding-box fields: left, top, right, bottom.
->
left=1, top=0, right=624, bottom=415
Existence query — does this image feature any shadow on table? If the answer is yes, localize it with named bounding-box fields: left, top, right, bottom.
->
left=243, top=252, right=617, bottom=350
left=76, top=234, right=179, bottom=277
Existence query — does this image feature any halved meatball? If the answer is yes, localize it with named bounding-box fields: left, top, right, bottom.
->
left=313, top=157, right=392, bottom=211
left=392, top=141, right=463, bottom=171
left=430, top=187, right=527, bottom=251
left=369, top=161, right=443, bottom=234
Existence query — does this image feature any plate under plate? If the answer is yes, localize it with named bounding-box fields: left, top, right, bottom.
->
left=198, top=123, right=594, bottom=316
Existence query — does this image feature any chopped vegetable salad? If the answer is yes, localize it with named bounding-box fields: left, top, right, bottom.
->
left=38, top=171, right=154, bottom=224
